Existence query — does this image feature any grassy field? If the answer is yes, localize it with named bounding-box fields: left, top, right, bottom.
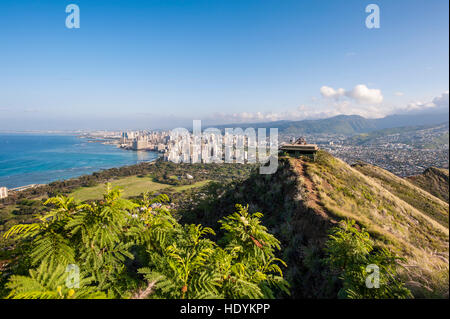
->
left=70, top=175, right=211, bottom=201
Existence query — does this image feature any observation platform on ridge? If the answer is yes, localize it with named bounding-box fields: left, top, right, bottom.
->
left=279, top=137, right=319, bottom=160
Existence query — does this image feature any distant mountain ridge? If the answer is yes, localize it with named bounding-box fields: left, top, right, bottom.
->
left=208, top=112, right=449, bottom=135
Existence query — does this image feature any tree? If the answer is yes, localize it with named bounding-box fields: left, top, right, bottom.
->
left=2, top=186, right=288, bottom=299
left=6, top=260, right=107, bottom=299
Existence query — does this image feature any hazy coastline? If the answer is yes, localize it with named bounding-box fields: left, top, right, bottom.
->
left=0, top=134, right=159, bottom=189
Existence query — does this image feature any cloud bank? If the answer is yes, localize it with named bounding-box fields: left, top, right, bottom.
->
left=203, top=88, right=448, bottom=125
left=320, top=84, right=383, bottom=104
left=207, top=106, right=339, bottom=124
left=402, top=91, right=449, bottom=112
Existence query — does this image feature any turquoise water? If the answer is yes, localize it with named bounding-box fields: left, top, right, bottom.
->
left=0, top=134, right=158, bottom=188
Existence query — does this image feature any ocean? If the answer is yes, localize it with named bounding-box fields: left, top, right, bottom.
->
left=0, top=134, right=159, bottom=188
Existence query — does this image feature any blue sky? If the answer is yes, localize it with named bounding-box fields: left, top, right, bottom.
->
left=0, top=0, right=448, bottom=130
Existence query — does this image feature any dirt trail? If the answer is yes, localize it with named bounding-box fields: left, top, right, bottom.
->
left=290, top=159, right=330, bottom=221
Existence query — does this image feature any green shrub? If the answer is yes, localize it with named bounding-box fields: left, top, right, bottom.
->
left=323, top=220, right=412, bottom=299
left=1, top=186, right=288, bottom=299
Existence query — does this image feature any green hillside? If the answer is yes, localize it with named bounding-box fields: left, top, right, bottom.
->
left=407, top=167, right=449, bottom=203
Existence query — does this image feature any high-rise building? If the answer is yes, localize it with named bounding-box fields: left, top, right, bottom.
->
left=132, top=136, right=149, bottom=150
left=0, top=187, right=8, bottom=199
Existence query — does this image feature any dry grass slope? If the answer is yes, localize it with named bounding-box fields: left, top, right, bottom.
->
left=353, top=163, right=449, bottom=228
left=407, top=167, right=449, bottom=203
left=290, top=151, right=449, bottom=298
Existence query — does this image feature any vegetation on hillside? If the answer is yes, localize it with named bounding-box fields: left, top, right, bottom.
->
left=0, top=188, right=288, bottom=299
left=1, top=152, right=448, bottom=299
left=306, top=151, right=448, bottom=297
left=0, top=160, right=254, bottom=206
left=407, top=167, right=449, bottom=203
left=353, top=163, right=449, bottom=227
left=0, top=160, right=255, bottom=252
left=69, top=176, right=211, bottom=201
left=324, top=220, right=412, bottom=299
left=179, top=151, right=449, bottom=298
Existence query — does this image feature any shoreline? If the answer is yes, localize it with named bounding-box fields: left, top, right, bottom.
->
left=0, top=133, right=161, bottom=191
left=2, top=158, right=159, bottom=192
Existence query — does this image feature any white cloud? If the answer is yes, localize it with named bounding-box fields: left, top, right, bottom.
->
left=331, top=100, right=388, bottom=118
left=345, top=84, right=383, bottom=104
left=394, top=91, right=404, bottom=96
left=404, top=101, right=434, bottom=111
left=402, top=91, right=449, bottom=112
left=320, top=84, right=383, bottom=104
left=207, top=106, right=339, bottom=124
left=320, top=86, right=345, bottom=99
left=432, top=91, right=449, bottom=107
